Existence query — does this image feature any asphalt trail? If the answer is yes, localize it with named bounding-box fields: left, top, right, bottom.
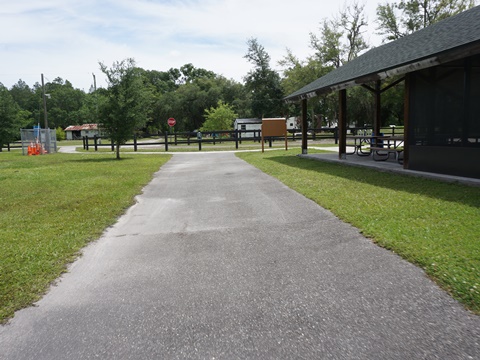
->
left=1, top=152, right=479, bottom=359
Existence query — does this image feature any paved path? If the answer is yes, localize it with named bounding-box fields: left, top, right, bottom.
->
left=1, top=153, right=479, bottom=359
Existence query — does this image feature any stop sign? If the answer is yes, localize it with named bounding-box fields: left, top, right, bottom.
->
left=168, top=117, right=176, bottom=127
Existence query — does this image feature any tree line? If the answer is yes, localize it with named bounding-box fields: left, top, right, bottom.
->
left=1, top=0, right=475, bottom=151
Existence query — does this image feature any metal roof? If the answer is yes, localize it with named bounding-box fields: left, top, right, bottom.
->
left=234, top=118, right=262, bottom=124
left=64, top=124, right=98, bottom=131
left=285, top=5, right=480, bottom=102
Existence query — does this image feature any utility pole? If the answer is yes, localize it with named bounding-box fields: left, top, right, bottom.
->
left=93, top=73, right=99, bottom=137
left=92, top=73, right=98, bottom=117
left=41, top=73, right=50, bottom=153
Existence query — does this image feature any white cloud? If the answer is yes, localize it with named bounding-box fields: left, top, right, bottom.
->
left=0, top=0, right=391, bottom=90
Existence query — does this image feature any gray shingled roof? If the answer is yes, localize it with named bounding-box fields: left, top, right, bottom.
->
left=285, top=5, right=480, bottom=102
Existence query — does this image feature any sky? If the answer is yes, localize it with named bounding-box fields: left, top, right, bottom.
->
left=0, top=0, right=394, bottom=91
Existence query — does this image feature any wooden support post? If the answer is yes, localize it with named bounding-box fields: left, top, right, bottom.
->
left=165, top=131, right=169, bottom=152
left=261, top=132, right=264, bottom=153
left=338, top=89, right=347, bottom=159
left=374, top=80, right=382, bottom=135
left=403, top=73, right=410, bottom=168
left=301, top=99, right=308, bottom=154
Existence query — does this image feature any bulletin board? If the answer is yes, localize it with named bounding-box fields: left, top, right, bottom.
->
left=261, top=118, right=288, bottom=152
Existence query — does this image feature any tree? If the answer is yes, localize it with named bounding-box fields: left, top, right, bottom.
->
left=178, top=63, right=216, bottom=84
left=41, top=78, right=86, bottom=129
left=376, top=0, right=476, bottom=41
left=150, top=72, right=249, bottom=132
left=99, top=58, right=153, bottom=159
left=0, top=84, right=25, bottom=150
left=278, top=50, right=331, bottom=126
left=310, top=1, right=368, bottom=68
left=285, top=1, right=369, bottom=127
left=200, top=101, right=237, bottom=132
left=9, top=80, right=37, bottom=128
left=279, top=49, right=327, bottom=96
left=244, top=38, right=284, bottom=118
left=341, top=1, right=369, bottom=62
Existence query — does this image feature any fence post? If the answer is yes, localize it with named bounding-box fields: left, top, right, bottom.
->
left=85, top=136, right=89, bottom=151
left=164, top=131, right=169, bottom=152
left=94, top=135, right=98, bottom=151
left=312, top=129, right=316, bottom=140
left=269, top=137, right=272, bottom=148
left=334, top=127, right=339, bottom=145
left=82, top=136, right=86, bottom=150
left=174, top=131, right=178, bottom=146
left=235, top=130, right=239, bottom=149
left=111, top=138, right=115, bottom=152
left=134, top=134, right=137, bottom=152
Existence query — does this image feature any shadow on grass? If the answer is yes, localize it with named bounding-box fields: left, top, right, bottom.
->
left=65, top=156, right=134, bottom=163
left=266, top=155, right=480, bottom=209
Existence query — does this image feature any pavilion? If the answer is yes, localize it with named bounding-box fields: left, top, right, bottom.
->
left=285, top=6, right=480, bottom=179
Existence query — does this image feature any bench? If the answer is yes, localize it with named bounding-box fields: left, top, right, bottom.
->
left=346, top=144, right=372, bottom=156
left=370, top=147, right=404, bottom=164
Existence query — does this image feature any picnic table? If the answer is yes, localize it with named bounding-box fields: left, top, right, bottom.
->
left=346, top=135, right=374, bottom=156
left=347, top=135, right=404, bottom=164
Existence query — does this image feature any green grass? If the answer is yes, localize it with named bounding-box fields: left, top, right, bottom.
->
left=58, top=140, right=84, bottom=146
left=237, top=149, right=480, bottom=314
left=0, top=152, right=171, bottom=323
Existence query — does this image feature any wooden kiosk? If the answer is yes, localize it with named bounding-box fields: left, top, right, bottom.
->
left=261, top=118, right=288, bottom=153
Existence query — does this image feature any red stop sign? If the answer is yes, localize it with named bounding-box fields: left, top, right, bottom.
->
left=168, top=117, right=176, bottom=127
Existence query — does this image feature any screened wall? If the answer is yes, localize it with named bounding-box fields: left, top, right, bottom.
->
left=408, top=54, right=480, bottom=178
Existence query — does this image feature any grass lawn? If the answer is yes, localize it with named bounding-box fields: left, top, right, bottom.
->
left=237, top=149, right=480, bottom=314
left=0, top=152, right=171, bottom=323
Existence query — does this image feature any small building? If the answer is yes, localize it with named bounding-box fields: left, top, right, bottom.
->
left=234, top=118, right=262, bottom=136
left=64, top=124, right=100, bottom=140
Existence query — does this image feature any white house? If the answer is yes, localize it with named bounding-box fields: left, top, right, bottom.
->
left=234, top=118, right=262, bottom=138
left=286, top=117, right=299, bottom=130
left=64, top=124, right=100, bottom=140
